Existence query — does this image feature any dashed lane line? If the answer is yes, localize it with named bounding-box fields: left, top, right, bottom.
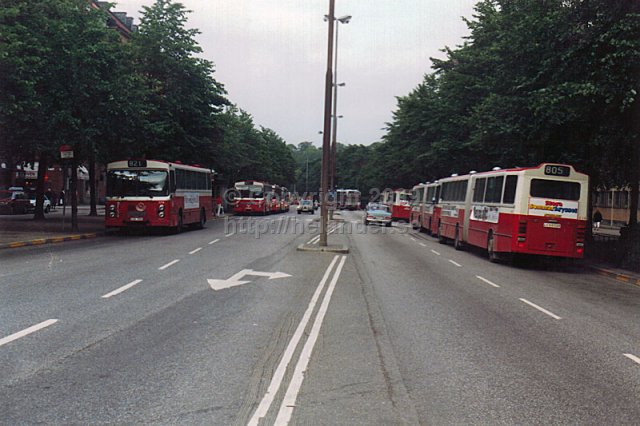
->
left=159, top=259, right=180, bottom=270
left=208, top=239, right=220, bottom=245
left=189, top=247, right=203, bottom=255
left=476, top=275, right=500, bottom=288
left=431, top=250, right=441, bottom=256
left=449, top=260, right=462, bottom=267
left=0, top=319, right=59, bottom=348
left=519, top=298, right=562, bottom=320
left=102, top=279, right=143, bottom=299
left=624, top=353, right=640, bottom=365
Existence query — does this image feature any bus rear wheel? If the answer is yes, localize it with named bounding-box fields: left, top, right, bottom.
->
left=437, top=223, right=446, bottom=244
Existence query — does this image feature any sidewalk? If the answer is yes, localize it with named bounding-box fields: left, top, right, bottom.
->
left=0, top=205, right=105, bottom=249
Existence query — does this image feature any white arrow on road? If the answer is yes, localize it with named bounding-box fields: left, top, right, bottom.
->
left=208, top=269, right=292, bottom=291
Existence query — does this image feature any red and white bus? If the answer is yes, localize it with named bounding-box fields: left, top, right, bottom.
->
left=280, top=187, right=291, bottom=212
left=383, top=188, right=412, bottom=221
left=434, top=163, right=588, bottom=261
left=105, top=160, right=213, bottom=232
left=233, top=181, right=273, bottom=215
left=336, top=189, right=361, bottom=210
left=410, top=182, right=441, bottom=234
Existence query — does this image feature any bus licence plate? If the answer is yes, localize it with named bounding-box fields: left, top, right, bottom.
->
left=544, top=223, right=561, bottom=229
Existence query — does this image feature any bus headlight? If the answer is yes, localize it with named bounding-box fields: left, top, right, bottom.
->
left=108, top=204, right=116, bottom=218
left=158, top=203, right=165, bottom=218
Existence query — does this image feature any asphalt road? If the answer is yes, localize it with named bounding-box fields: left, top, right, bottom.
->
left=1, top=210, right=639, bottom=424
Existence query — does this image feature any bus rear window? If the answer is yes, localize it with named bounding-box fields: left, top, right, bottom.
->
left=530, top=179, right=580, bottom=201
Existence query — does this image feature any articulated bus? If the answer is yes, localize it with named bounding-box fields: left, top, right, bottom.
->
left=105, top=160, right=213, bottom=232
left=336, top=189, right=361, bottom=210
left=410, top=182, right=441, bottom=234
left=382, top=188, right=412, bottom=221
left=434, top=163, right=588, bottom=261
left=233, top=181, right=273, bottom=215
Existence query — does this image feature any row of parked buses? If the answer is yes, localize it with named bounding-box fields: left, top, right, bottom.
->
left=408, top=163, right=589, bottom=262
left=104, top=160, right=291, bottom=232
left=382, top=188, right=412, bottom=221
left=232, top=180, right=291, bottom=215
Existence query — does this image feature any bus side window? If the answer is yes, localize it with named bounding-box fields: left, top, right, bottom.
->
left=503, top=175, right=517, bottom=204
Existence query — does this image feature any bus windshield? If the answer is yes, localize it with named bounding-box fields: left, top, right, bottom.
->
left=107, top=170, right=169, bottom=197
left=530, top=179, right=580, bottom=201
left=236, top=185, right=264, bottom=199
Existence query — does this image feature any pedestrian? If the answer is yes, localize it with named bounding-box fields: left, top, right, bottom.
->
left=59, top=190, right=65, bottom=206
left=45, top=187, right=55, bottom=210
left=216, top=194, right=224, bottom=217
left=593, top=210, right=602, bottom=230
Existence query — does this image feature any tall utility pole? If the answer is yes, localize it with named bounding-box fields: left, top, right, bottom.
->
left=330, top=15, right=351, bottom=194
left=319, top=0, right=335, bottom=247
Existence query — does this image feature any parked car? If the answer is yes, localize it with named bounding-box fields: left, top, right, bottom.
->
left=363, top=203, right=392, bottom=227
left=27, top=193, right=51, bottom=213
left=297, top=199, right=314, bottom=214
left=0, top=189, right=31, bottom=214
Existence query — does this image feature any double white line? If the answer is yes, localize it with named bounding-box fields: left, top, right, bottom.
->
left=248, top=255, right=348, bottom=426
left=306, top=224, right=340, bottom=245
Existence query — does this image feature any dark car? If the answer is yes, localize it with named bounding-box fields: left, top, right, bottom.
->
left=0, top=190, right=31, bottom=214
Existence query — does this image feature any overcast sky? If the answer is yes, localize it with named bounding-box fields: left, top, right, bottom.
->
left=114, top=1, right=477, bottom=147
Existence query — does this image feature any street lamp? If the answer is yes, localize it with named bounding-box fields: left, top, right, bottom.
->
left=329, top=16, right=351, bottom=194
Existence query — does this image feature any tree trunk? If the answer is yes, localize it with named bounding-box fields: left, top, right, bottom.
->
left=34, top=154, right=47, bottom=220
left=71, top=157, right=79, bottom=232
left=88, top=150, right=98, bottom=216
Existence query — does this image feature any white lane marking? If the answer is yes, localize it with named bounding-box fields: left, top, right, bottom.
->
left=519, top=298, right=562, bottom=320
left=0, top=319, right=59, bottom=348
left=102, top=279, right=143, bottom=299
left=624, top=353, right=640, bottom=365
left=449, top=260, right=462, bottom=267
left=189, top=247, right=203, bottom=255
left=275, top=256, right=348, bottom=424
left=225, top=232, right=235, bottom=237
left=410, top=237, right=417, bottom=242
left=208, top=239, right=220, bottom=245
left=419, top=242, right=427, bottom=247
left=306, top=235, right=321, bottom=245
left=248, top=256, right=340, bottom=426
left=159, top=259, right=180, bottom=270
left=431, top=250, right=441, bottom=256
left=476, top=275, right=500, bottom=288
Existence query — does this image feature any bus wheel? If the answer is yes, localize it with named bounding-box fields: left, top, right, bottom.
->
left=487, top=233, right=498, bottom=263
left=454, top=227, right=464, bottom=251
left=437, top=223, right=446, bottom=244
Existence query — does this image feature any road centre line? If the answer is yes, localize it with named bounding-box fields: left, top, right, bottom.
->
left=519, top=298, right=562, bottom=320
left=623, top=353, right=640, bottom=365
left=158, top=259, right=180, bottom=270
left=248, top=255, right=341, bottom=426
left=102, top=279, right=143, bottom=299
left=275, top=255, right=348, bottom=425
left=449, top=260, right=463, bottom=267
left=0, top=319, right=59, bottom=348
left=431, top=249, right=441, bottom=256
left=225, top=232, right=235, bottom=237
left=410, top=237, right=417, bottom=242
left=189, top=247, right=202, bottom=255
left=476, top=275, right=500, bottom=288
left=419, top=242, right=427, bottom=247
left=208, top=238, right=220, bottom=245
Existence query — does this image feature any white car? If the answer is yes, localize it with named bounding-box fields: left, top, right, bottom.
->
left=297, top=200, right=314, bottom=214
left=28, top=194, right=51, bottom=213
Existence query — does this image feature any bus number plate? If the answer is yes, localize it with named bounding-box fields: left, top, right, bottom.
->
left=544, top=165, right=570, bottom=177
left=128, top=160, right=147, bottom=168
left=544, top=222, right=561, bottom=229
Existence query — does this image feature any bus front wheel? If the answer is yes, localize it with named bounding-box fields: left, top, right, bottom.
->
left=175, top=211, right=183, bottom=234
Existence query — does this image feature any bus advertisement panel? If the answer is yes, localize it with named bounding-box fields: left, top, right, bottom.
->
left=105, top=160, right=213, bottom=232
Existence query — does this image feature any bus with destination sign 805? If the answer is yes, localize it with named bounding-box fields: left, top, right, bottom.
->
left=105, top=160, right=213, bottom=232
left=434, top=163, right=589, bottom=261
